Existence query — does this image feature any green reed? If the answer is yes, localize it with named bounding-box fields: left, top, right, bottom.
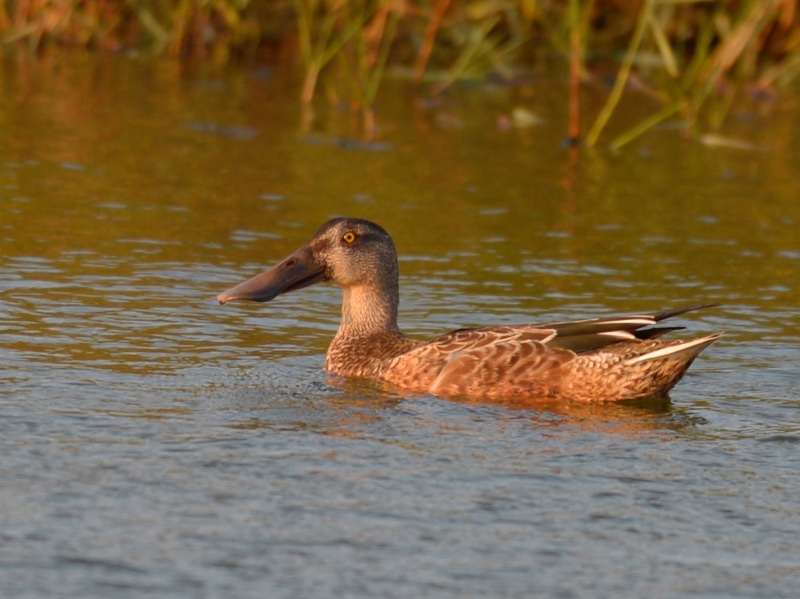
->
left=293, top=0, right=400, bottom=133
left=3, top=0, right=799, bottom=145
left=588, top=0, right=799, bottom=148
left=1, top=0, right=261, bottom=59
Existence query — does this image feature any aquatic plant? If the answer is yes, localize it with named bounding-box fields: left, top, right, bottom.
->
left=584, top=0, right=800, bottom=148
left=293, top=0, right=401, bottom=133
left=1, top=0, right=261, bottom=59
left=2, top=0, right=798, bottom=145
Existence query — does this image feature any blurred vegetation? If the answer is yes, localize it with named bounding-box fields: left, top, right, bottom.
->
left=2, top=0, right=799, bottom=145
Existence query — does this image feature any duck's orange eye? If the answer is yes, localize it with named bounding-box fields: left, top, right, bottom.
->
left=342, top=231, right=357, bottom=244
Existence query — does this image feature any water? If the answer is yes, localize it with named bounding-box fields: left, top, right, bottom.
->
left=1, top=51, right=800, bottom=598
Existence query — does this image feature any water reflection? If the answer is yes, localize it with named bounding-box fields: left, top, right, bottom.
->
left=241, top=374, right=708, bottom=440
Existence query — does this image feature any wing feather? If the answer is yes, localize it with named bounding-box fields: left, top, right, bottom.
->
left=429, top=340, right=575, bottom=399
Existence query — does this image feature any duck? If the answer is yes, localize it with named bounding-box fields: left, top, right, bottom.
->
left=217, top=217, right=722, bottom=402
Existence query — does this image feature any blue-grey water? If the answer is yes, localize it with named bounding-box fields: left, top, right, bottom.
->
left=1, top=52, right=799, bottom=598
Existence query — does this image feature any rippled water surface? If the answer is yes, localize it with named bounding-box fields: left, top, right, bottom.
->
left=2, top=53, right=800, bottom=598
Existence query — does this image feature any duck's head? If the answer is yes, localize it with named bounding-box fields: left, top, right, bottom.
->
left=217, top=217, right=399, bottom=305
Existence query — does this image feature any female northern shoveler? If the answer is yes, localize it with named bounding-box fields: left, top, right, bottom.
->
left=218, top=217, right=722, bottom=402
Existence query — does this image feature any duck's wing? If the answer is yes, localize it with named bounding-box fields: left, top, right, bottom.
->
left=381, top=325, right=556, bottom=392
left=426, top=335, right=575, bottom=400
left=416, top=303, right=719, bottom=361
left=382, top=325, right=572, bottom=398
left=534, top=303, right=720, bottom=353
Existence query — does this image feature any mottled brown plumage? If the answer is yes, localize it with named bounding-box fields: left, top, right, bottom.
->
left=218, top=217, right=722, bottom=402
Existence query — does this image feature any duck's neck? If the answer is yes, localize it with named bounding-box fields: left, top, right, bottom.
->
left=337, top=283, right=402, bottom=339
left=325, top=252, right=422, bottom=377
left=327, top=281, right=420, bottom=377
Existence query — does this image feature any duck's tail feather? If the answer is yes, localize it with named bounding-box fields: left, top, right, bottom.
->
left=624, top=333, right=724, bottom=366
left=649, top=303, right=722, bottom=323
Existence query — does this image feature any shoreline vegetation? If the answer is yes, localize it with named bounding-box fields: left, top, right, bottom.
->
left=3, top=1, right=798, bottom=146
